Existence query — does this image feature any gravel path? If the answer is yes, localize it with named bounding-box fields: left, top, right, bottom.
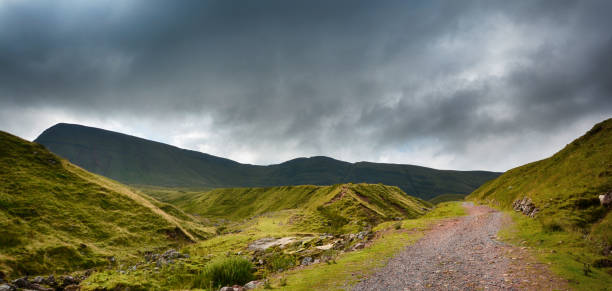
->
left=353, top=203, right=568, bottom=290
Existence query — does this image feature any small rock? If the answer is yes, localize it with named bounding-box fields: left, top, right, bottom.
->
left=64, top=284, right=81, bottom=291
left=11, top=278, right=30, bottom=289
left=219, top=287, right=235, bottom=291
left=244, top=280, right=261, bottom=290
left=599, top=191, right=612, bottom=206
left=61, top=276, right=79, bottom=286
left=45, top=275, right=57, bottom=287
left=353, top=242, right=366, bottom=250
left=31, top=277, right=44, bottom=284
left=301, top=256, right=313, bottom=266
left=0, top=284, right=15, bottom=291
left=162, top=249, right=181, bottom=260
left=356, top=231, right=370, bottom=240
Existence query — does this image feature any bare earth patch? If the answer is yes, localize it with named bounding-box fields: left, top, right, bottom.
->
left=353, top=203, right=569, bottom=290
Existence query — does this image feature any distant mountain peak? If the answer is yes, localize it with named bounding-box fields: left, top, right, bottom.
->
left=34, top=123, right=501, bottom=199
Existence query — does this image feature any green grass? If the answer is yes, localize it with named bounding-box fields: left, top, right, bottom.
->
left=499, top=211, right=612, bottom=290
left=267, top=202, right=466, bottom=290
left=428, top=193, right=465, bottom=204
left=467, top=118, right=612, bottom=289
left=196, top=256, right=254, bottom=288
left=35, top=123, right=500, bottom=199
left=0, top=131, right=212, bottom=277
left=82, top=200, right=463, bottom=291
left=173, top=183, right=433, bottom=234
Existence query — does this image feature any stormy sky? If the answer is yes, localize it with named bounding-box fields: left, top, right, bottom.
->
left=1, top=0, right=611, bottom=171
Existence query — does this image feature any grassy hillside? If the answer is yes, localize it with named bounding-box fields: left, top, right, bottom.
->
left=0, top=131, right=211, bottom=277
left=172, top=183, right=432, bottom=233
left=82, top=190, right=451, bottom=290
left=35, top=123, right=500, bottom=200
left=467, top=118, right=612, bottom=287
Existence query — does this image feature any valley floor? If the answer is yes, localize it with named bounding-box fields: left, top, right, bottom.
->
left=354, top=203, right=569, bottom=290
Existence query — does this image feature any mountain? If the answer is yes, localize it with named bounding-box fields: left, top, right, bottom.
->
left=34, top=123, right=501, bottom=200
left=170, top=183, right=432, bottom=234
left=467, top=118, right=612, bottom=252
left=0, top=131, right=211, bottom=277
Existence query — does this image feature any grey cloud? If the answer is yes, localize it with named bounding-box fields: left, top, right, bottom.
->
left=0, top=0, right=611, bottom=171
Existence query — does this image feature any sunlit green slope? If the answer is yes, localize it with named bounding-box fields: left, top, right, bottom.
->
left=468, top=118, right=612, bottom=252
left=173, top=183, right=433, bottom=233
left=0, top=131, right=211, bottom=277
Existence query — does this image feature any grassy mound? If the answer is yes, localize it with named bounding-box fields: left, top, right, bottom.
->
left=170, top=183, right=432, bottom=233
left=0, top=131, right=211, bottom=277
left=428, top=193, right=465, bottom=204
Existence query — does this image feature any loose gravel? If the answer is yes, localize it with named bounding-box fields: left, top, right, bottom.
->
left=353, top=203, right=568, bottom=291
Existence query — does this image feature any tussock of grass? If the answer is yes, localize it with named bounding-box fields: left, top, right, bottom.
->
left=195, top=256, right=254, bottom=288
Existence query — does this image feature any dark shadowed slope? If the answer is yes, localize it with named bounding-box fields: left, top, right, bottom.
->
left=0, top=131, right=211, bottom=277
left=35, top=123, right=500, bottom=200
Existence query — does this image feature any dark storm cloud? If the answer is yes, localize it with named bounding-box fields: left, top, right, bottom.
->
left=1, top=0, right=611, bottom=170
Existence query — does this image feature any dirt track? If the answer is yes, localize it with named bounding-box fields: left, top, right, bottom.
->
left=353, top=203, right=568, bottom=290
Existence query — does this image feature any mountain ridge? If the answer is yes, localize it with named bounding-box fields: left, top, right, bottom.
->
left=34, top=123, right=501, bottom=200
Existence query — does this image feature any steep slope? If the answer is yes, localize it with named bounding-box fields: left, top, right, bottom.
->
left=172, top=183, right=432, bottom=233
left=467, top=118, right=612, bottom=252
left=0, top=131, right=211, bottom=277
left=35, top=123, right=500, bottom=199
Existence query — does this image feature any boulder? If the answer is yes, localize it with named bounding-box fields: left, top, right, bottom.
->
left=512, top=197, right=539, bottom=217
left=599, top=192, right=612, bottom=207
left=0, top=284, right=15, bottom=291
